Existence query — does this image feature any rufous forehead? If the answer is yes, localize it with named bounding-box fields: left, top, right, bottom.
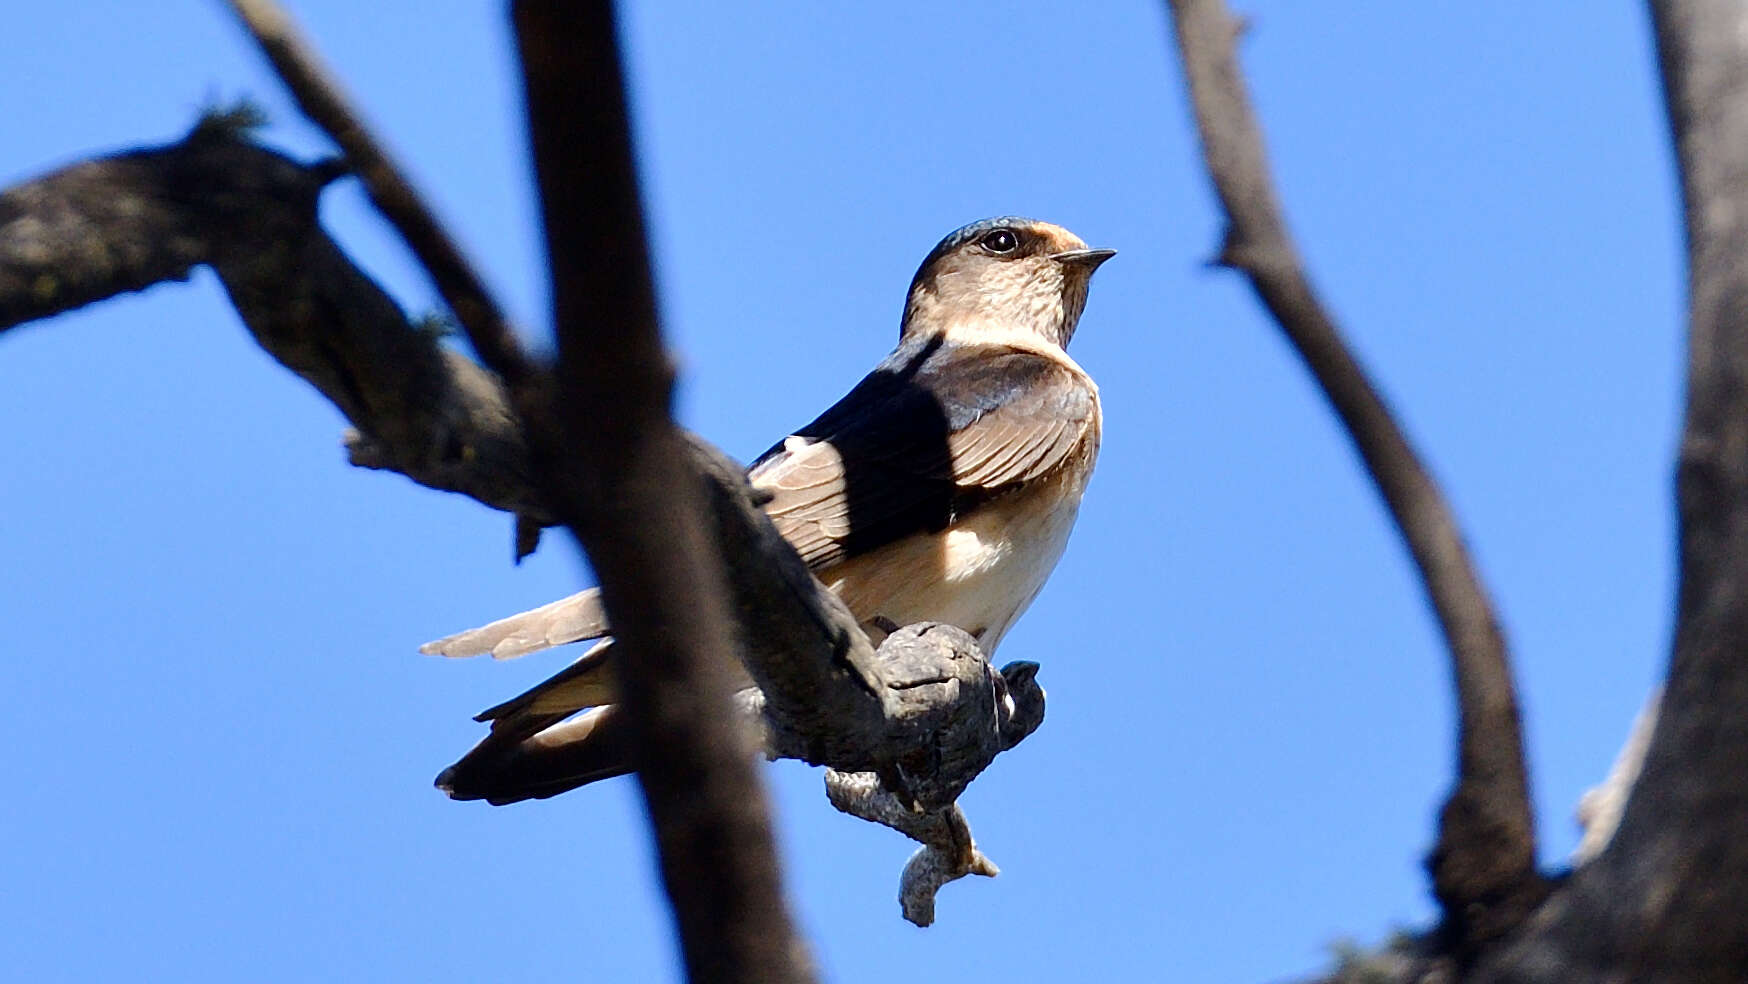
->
left=1025, top=222, right=1089, bottom=253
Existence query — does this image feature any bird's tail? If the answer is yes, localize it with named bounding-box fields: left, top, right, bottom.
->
left=420, top=587, right=611, bottom=660
left=436, top=638, right=628, bottom=803
left=437, top=705, right=634, bottom=804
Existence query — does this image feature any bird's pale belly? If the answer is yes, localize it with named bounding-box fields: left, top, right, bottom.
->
left=822, top=470, right=1087, bottom=655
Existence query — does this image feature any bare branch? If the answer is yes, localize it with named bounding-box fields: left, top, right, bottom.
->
left=0, top=110, right=304, bottom=332
left=1163, top=0, right=1543, bottom=954
left=220, top=0, right=816, bottom=975
left=222, top=0, right=534, bottom=387
left=0, top=129, right=1044, bottom=918
left=0, top=125, right=545, bottom=519
left=509, top=2, right=814, bottom=981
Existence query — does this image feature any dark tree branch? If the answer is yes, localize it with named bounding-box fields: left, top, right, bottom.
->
left=511, top=2, right=819, bottom=978
left=0, top=121, right=546, bottom=520
left=1163, top=0, right=1543, bottom=957
left=1464, top=3, right=1748, bottom=979
left=0, top=114, right=238, bottom=331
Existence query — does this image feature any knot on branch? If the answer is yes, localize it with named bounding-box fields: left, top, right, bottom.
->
left=868, top=623, right=1044, bottom=810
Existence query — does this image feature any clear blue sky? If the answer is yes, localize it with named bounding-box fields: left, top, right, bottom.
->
left=1, top=3, right=1677, bottom=981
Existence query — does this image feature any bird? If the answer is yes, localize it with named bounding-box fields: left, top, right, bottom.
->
left=425, top=216, right=1114, bottom=804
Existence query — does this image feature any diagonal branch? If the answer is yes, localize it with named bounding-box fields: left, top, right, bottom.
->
left=223, top=0, right=535, bottom=389
left=0, top=120, right=545, bottom=520
left=1163, top=0, right=1543, bottom=957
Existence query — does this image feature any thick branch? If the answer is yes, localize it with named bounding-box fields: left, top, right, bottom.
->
left=1471, top=3, right=1748, bottom=979
left=1164, top=0, right=1542, bottom=955
left=510, top=3, right=813, bottom=982
left=0, top=111, right=298, bottom=332
left=223, top=0, right=815, bottom=975
left=0, top=123, right=545, bottom=520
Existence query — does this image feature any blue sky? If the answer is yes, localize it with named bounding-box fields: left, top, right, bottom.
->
left=1, top=3, right=1677, bottom=981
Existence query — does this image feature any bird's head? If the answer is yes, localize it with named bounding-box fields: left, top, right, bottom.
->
left=901, top=217, right=1114, bottom=350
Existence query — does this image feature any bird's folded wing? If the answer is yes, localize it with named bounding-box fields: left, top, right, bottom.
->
left=423, top=343, right=1092, bottom=738
left=419, top=587, right=609, bottom=660
left=751, top=341, right=1098, bottom=570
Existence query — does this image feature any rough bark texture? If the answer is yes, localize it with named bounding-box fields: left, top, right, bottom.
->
left=0, top=117, right=545, bottom=521
left=1163, top=0, right=1543, bottom=962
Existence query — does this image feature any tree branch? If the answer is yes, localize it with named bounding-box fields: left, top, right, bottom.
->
left=520, top=0, right=818, bottom=977
left=223, top=0, right=535, bottom=388
left=1163, top=0, right=1543, bottom=957
left=0, top=119, right=546, bottom=520
left=1467, top=3, right=1748, bottom=977
left=0, top=123, right=1044, bottom=832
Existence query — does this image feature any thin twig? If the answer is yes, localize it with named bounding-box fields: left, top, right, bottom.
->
left=825, top=771, right=999, bottom=927
left=222, top=0, right=535, bottom=386
left=1163, top=0, right=1542, bottom=955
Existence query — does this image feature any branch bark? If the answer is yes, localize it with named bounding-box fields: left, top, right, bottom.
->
left=1163, top=0, right=1543, bottom=959
left=0, top=118, right=546, bottom=521
left=1465, top=3, right=1748, bottom=978
left=503, top=4, right=815, bottom=980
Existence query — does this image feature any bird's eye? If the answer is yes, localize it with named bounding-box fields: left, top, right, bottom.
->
left=981, top=229, right=1020, bottom=254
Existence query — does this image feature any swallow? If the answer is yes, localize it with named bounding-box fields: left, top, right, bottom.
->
left=425, top=217, right=1114, bottom=803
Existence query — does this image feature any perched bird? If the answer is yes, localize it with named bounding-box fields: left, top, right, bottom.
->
left=427, top=216, right=1114, bottom=803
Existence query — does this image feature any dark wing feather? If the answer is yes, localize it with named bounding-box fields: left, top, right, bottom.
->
left=748, top=335, right=1096, bottom=570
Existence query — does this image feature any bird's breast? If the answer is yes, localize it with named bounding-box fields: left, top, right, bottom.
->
left=822, top=440, right=1096, bottom=655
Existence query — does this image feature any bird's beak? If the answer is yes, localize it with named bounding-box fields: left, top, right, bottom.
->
left=1050, top=247, right=1117, bottom=271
